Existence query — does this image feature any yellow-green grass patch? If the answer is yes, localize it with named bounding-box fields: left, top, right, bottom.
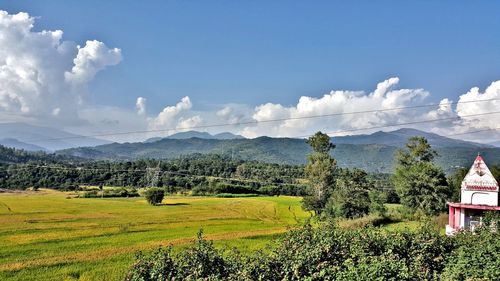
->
left=0, top=190, right=309, bottom=280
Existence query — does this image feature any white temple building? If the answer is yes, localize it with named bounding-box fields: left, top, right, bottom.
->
left=446, top=155, right=499, bottom=235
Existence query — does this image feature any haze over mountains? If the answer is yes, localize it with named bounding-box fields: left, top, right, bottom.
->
left=1, top=122, right=497, bottom=173
left=145, top=131, right=245, bottom=143
left=56, top=128, right=499, bottom=173
left=0, top=123, right=110, bottom=151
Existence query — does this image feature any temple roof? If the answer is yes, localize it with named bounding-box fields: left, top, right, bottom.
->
left=461, top=155, right=499, bottom=191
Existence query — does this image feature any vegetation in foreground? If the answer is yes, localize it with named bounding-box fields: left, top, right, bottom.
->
left=127, top=223, right=500, bottom=281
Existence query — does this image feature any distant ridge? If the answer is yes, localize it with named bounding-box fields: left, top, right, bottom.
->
left=0, top=138, right=48, bottom=152
left=332, top=128, right=491, bottom=148
left=0, top=123, right=111, bottom=151
left=145, top=131, right=245, bottom=143
left=488, top=140, right=500, bottom=148
left=59, top=128, right=499, bottom=173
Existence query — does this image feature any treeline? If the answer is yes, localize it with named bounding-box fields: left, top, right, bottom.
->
left=301, top=133, right=500, bottom=219
left=126, top=223, right=500, bottom=281
left=0, top=145, right=79, bottom=164
left=0, top=148, right=309, bottom=196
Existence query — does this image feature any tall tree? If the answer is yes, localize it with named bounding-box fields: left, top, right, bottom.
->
left=303, top=132, right=337, bottom=215
left=392, top=137, right=450, bottom=215
left=325, top=168, right=372, bottom=219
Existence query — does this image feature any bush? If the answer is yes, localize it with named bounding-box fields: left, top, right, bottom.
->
left=144, top=188, right=165, bottom=205
left=78, top=188, right=140, bottom=198
left=127, top=223, right=500, bottom=280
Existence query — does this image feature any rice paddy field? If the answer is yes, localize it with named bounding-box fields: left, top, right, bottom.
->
left=0, top=190, right=311, bottom=281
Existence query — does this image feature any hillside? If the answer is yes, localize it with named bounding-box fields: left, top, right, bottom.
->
left=333, top=128, right=491, bottom=148
left=58, top=129, right=500, bottom=173
left=0, top=138, right=48, bottom=152
left=0, top=123, right=110, bottom=151
left=145, top=131, right=245, bottom=142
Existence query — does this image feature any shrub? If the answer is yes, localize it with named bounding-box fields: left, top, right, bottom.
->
left=144, top=188, right=165, bottom=205
left=126, top=223, right=500, bottom=280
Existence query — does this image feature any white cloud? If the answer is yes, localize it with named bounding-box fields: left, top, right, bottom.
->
left=0, top=10, right=121, bottom=124
left=65, top=40, right=121, bottom=85
left=455, top=81, right=500, bottom=129
left=0, top=9, right=497, bottom=144
left=148, top=96, right=193, bottom=129
left=136, top=97, right=147, bottom=115
left=177, top=115, right=203, bottom=130
left=241, top=77, right=429, bottom=138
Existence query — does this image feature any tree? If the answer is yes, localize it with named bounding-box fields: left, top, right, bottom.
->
left=324, top=169, right=373, bottom=219
left=303, top=132, right=337, bottom=215
left=392, top=137, right=451, bottom=215
left=447, top=167, right=468, bottom=202
left=144, top=188, right=165, bottom=205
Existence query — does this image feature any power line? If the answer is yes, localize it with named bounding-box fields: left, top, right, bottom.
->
left=292, top=113, right=500, bottom=139
left=2, top=127, right=497, bottom=188
left=21, top=98, right=500, bottom=143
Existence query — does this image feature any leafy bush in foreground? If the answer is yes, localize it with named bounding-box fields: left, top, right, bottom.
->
left=126, top=223, right=500, bottom=280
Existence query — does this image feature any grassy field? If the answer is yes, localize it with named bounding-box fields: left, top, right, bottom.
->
left=0, top=190, right=311, bottom=281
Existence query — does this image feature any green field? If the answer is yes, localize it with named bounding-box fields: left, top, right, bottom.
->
left=0, top=190, right=311, bottom=281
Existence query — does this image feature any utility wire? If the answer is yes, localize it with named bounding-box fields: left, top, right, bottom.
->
left=20, top=98, right=500, bottom=143
left=2, top=127, right=497, bottom=189
left=294, top=112, right=500, bottom=138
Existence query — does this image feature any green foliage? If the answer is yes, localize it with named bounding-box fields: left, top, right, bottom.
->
left=303, top=132, right=337, bottom=215
left=128, top=223, right=500, bottom=280
left=126, top=248, right=177, bottom=281
left=442, top=229, right=500, bottom=280
left=306, top=131, right=336, bottom=154
left=0, top=154, right=306, bottom=196
left=447, top=167, right=468, bottom=202
left=368, top=190, right=387, bottom=216
left=126, top=231, right=233, bottom=280
left=393, top=137, right=451, bottom=215
left=143, top=188, right=165, bottom=205
left=79, top=188, right=139, bottom=198
left=324, top=174, right=371, bottom=219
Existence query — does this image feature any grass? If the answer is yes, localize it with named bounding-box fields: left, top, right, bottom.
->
left=0, top=189, right=311, bottom=281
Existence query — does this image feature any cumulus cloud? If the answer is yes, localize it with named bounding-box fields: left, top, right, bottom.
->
left=455, top=81, right=500, bottom=129
left=65, top=40, right=121, bottom=85
left=177, top=115, right=203, bottom=130
left=241, top=77, right=429, bottom=138
left=148, top=96, right=193, bottom=129
left=0, top=10, right=121, bottom=124
left=136, top=97, right=147, bottom=115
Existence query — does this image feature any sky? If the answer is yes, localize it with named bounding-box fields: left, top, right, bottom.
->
left=0, top=1, right=499, bottom=143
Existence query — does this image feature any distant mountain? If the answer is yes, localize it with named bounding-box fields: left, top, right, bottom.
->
left=145, top=131, right=245, bottom=142
left=213, top=132, right=246, bottom=140
left=0, top=138, right=47, bottom=152
left=59, top=128, right=500, bottom=173
left=0, top=123, right=111, bottom=151
left=488, top=140, right=500, bottom=148
left=333, top=128, right=491, bottom=148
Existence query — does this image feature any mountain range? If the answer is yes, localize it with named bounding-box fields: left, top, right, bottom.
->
left=0, top=123, right=110, bottom=151
left=58, top=128, right=499, bottom=173
left=145, top=131, right=245, bottom=142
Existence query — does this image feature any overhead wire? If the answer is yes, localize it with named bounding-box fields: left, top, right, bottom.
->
left=18, top=98, right=500, bottom=143
left=1, top=126, right=497, bottom=190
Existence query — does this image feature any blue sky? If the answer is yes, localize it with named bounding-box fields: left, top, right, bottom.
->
left=2, top=1, right=499, bottom=110
left=0, top=1, right=499, bottom=141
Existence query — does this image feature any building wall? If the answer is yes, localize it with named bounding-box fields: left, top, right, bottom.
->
left=461, top=190, right=498, bottom=206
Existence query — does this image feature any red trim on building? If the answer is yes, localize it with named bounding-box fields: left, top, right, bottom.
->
left=465, top=185, right=498, bottom=191
left=449, top=206, right=454, bottom=228
left=447, top=202, right=500, bottom=211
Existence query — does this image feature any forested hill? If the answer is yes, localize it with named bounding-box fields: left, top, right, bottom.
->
left=57, top=137, right=500, bottom=173
left=0, top=145, right=80, bottom=164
